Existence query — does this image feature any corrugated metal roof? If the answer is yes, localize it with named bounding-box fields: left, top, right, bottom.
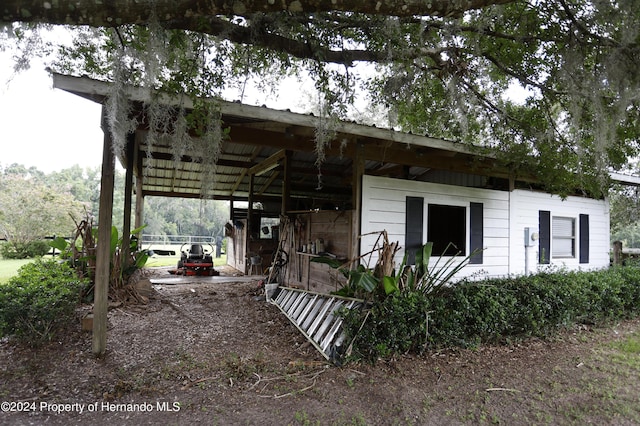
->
left=51, top=73, right=522, bottom=207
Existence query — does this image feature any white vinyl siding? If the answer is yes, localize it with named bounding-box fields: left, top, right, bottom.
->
left=509, top=189, right=609, bottom=274
left=361, top=175, right=509, bottom=280
left=361, top=175, right=610, bottom=280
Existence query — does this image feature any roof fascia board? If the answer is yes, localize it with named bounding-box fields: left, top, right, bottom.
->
left=610, top=172, right=640, bottom=186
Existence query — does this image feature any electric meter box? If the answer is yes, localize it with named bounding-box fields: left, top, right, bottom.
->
left=524, top=227, right=539, bottom=247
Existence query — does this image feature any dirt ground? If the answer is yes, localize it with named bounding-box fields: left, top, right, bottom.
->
left=1, top=265, right=639, bottom=425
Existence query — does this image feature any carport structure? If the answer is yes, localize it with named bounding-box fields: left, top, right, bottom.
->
left=52, top=73, right=518, bottom=355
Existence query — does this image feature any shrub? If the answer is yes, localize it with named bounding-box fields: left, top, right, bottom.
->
left=0, top=259, right=88, bottom=345
left=343, top=266, right=640, bottom=362
left=342, top=291, right=431, bottom=361
left=0, top=240, right=50, bottom=259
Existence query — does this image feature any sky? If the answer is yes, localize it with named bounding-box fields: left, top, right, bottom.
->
left=0, top=52, right=105, bottom=173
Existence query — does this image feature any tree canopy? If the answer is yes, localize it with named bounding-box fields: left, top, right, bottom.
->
left=0, top=166, right=84, bottom=247
left=0, top=163, right=229, bottom=247
left=2, top=0, right=640, bottom=196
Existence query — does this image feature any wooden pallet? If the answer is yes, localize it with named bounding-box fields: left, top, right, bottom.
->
left=270, top=287, right=364, bottom=364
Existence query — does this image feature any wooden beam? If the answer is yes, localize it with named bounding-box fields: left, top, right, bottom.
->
left=230, top=145, right=262, bottom=196
left=248, top=149, right=286, bottom=176
left=142, top=150, right=253, bottom=169
left=135, top=177, right=144, bottom=229
left=257, top=170, right=280, bottom=195
left=140, top=184, right=351, bottom=200
left=93, top=115, right=115, bottom=356
left=228, top=124, right=529, bottom=182
left=246, top=173, right=254, bottom=270
left=367, top=163, right=407, bottom=177
left=229, top=169, right=248, bottom=196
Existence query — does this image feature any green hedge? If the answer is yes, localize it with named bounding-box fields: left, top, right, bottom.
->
left=0, top=240, right=50, bottom=259
left=0, top=259, right=89, bottom=345
left=342, top=267, right=640, bottom=361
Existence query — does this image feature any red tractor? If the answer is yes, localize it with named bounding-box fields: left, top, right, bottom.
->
left=176, top=243, right=219, bottom=276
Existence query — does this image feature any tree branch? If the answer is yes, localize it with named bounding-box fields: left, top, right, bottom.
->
left=161, top=16, right=386, bottom=65
left=557, top=0, right=621, bottom=48
left=0, top=0, right=518, bottom=27
left=480, top=52, right=561, bottom=96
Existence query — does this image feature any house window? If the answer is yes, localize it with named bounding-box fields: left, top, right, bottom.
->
left=428, top=204, right=466, bottom=256
left=552, top=216, right=575, bottom=258
left=259, top=216, right=280, bottom=240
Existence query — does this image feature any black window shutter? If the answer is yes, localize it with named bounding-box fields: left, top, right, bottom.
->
left=579, top=214, right=589, bottom=264
left=469, top=202, right=483, bottom=264
left=539, top=210, right=551, bottom=264
left=405, top=197, right=424, bottom=265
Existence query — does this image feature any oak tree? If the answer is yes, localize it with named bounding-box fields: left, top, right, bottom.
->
left=2, top=0, right=640, bottom=196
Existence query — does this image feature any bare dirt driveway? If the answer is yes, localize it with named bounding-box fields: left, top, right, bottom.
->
left=1, top=266, right=639, bottom=425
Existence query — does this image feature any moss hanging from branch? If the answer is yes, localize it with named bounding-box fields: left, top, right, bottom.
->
left=105, top=32, right=138, bottom=160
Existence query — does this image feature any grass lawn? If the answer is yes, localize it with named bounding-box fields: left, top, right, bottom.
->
left=0, top=245, right=228, bottom=283
left=0, top=258, right=34, bottom=284
left=144, top=244, right=227, bottom=268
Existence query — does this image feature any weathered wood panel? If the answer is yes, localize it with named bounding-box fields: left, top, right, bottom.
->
left=226, top=220, right=246, bottom=272
left=285, top=210, right=352, bottom=294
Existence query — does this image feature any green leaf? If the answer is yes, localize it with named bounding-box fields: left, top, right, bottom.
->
left=382, top=275, right=399, bottom=295
left=134, top=251, right=149, bottom=268
left=130, top=224, right=147, bottom=235
left=348, top=270, right=378, bottom=293
left=110, top=226, right=119, bottom=256
left=416, top=242, right=432, bottom=276
left=405, top=267, right=415, bottom=291
left=49, top=236, right=69, bottom=251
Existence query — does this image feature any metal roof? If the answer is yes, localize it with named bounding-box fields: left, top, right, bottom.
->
left=52, top=73, right=521, bottom=207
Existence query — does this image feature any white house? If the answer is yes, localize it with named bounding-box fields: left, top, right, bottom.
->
left=52, top=72, right=624, bottom=292
left=50, top=73, right=632, bottom=357
left=361, top=175, right=610, bottom=280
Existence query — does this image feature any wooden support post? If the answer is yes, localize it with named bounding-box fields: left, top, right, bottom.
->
left=135, top=179, right=144, bottom=230
left=350, top=142, right=365, bottom=263
left=281, top=150, right=291, bottom=215
left=613, top=240, right=623, bottom=266
left=93, top=123, right=115, bottom=356
left=122, top=133, right=135, bottom=267
left=134, top=133, right=144, bottom=230
left=246, top=173, right=254, bottom=271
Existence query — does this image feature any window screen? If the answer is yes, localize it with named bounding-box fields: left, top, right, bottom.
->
left=552, top=216, right=575, bottom=258
left=428, top=204, right=466, bottom=256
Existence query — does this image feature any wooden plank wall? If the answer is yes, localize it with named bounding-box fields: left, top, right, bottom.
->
left=285, top=210, right=352, bottom=294
left=226, top=220, right=246, bottom=272
left=226, top=219, right=279, bottom=274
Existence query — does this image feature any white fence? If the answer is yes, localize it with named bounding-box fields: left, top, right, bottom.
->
left=140, top=234, right=218, bottom=245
